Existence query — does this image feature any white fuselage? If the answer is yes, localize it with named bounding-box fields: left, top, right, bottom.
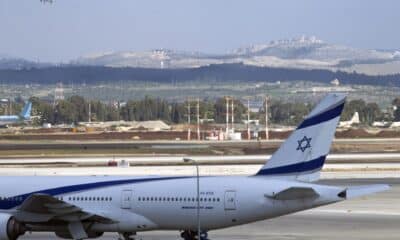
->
left=0, top=115, right=20, bottom=126
left=0, top=175, right=344, bottom=233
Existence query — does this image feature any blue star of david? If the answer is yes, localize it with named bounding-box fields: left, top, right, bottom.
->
left=296, top=136, right=312, bottom=152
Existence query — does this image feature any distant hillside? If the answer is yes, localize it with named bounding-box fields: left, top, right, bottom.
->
left=71, top=36, right=400, bottom=75
left=2, top=36, right=400, bottom=75
left=0, top=57, right=51, bottom=70
left=0, top=63, right=399, bottom=87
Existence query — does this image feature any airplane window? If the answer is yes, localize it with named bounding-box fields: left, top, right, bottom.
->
left=146, top=197, right=149, bottom=201
left=175, top=197, right=178, bottom=201
left=212, top=198, right=215, bottom=202
left=150, top=197, right=153, bottom=201
left=110, top=197, right=112, bottom=201
left=167, top=197, right=170, bottom=201
left=97, top=197, right=100, bottom=201
left=217, top=198, right=220, bottom=202
left=72, top=197, right=75, bottom=201
left=163, top=197, right=166, bottom=201
left=209, top=198, right=212, bottom=202
left=85, top=197, right=87, bottom=201
left=179, top=197, right=182, bottom=201
left=101, top=197, right=104, bottom=201
left=159, top=197, right=162, bottom=201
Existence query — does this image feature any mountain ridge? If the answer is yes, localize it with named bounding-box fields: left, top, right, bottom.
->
left=2, top=36, right=400, bottom=75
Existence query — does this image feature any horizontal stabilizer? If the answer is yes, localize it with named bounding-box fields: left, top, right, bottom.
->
left=265, top=186, right=319, bottom=200
left=345, top=184, right=390, bottom=199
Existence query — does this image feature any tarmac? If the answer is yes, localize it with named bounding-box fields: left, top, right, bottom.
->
left=2, top=153, right=400, bottom=165
left=18, top=178, right=400, bottom=240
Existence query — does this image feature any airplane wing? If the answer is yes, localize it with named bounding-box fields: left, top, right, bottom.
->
left=265, top=186, right=319, bottom=200
left=14, top=193, right=115, bottom=224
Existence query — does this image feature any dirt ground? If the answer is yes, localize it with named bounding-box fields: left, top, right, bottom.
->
left=1, top=128, right=400, bottom=141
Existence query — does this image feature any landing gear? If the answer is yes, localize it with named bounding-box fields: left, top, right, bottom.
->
left=180, top=230, right=209, bottom=240
left=118, top=232, right=136, bottom=240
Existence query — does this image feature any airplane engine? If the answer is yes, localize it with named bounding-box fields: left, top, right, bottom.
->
left=0, top=214, right=25, bottom=240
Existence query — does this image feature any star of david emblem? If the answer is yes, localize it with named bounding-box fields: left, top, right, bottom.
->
left=296, top=136, right=312, bottom=152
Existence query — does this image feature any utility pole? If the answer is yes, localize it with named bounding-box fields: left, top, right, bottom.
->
left=197, top=98, right=200, bottom=140
left=183, top=158, right=201, bottom=240
left=247, top=98, right=250, bottom=140
left=265, top=96, right=269, bottom=140
left=225, top=97, right=230, bottom=135
left=231, top=99, right=234, bottom=132
left=187, top=100, right=191, bottom=141
left=88, top=102, right=91, bottom=123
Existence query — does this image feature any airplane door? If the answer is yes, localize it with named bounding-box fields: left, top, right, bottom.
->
left=224, top=190, right=236, bottom=210
left=121, top=190, right=132, bottom=209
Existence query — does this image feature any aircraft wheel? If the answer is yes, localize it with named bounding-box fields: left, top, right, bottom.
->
left=118, top=232, right=136, bottom=240
left=199, top=231, right=208, bottom=240
left=180, top=230, right=196, bottom=240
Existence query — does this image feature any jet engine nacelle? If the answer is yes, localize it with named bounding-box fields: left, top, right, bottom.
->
left=0, top=214, right=25, bottom=240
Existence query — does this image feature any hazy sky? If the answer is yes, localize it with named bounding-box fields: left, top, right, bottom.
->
left=1, top=0, right=399, bottom=62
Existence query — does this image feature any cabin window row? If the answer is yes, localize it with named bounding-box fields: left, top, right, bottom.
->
left=0, top=196, right=23, bottom=201
left=137, top=197, right=220, bottom=202
left=68, top=196, right=113, bottom=201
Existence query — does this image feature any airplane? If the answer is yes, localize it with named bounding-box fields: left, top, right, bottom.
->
left=338, top=111, right=359, bottom=128
left=0, top=101, right=32, bottom=127
left=0, top=93, right=389, bottom=240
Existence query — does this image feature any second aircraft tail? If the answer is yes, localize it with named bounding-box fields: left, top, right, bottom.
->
left=19, top=102, right=32, bottom=120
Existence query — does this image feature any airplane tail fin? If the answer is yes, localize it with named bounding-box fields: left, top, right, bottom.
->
left=350, top=112, right=360, bottom=124
left=19, top=102, right=32, bottom=120
left=255, top=93, right=346, bottom=182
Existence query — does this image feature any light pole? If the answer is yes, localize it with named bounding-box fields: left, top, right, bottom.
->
left=183, top=158, right=201, bottom=240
